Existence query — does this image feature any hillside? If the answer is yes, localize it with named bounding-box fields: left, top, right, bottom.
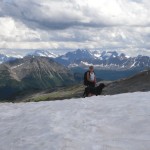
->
left=0, top=92, right=150, bottom=150
left=0, top=56, right=75, bottom=101
left=103, top=70, right=150, bottom=95
left=19, top=84, right=85, bottom=102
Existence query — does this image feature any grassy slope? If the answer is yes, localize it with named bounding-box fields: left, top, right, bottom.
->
left=21, top=84, right=85, bottom=102
left=19, top=81, right=112, bottom=102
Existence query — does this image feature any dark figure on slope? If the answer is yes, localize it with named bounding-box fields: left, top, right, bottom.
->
left=83, top=83, right=105, bottom=97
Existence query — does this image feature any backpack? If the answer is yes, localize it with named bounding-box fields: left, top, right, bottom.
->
left=83, top=71, right=90, bottom=86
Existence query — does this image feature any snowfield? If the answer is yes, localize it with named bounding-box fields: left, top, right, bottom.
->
left=0, top=92, right=150, bottom=150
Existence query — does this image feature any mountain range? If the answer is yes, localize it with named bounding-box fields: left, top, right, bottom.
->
left=0, top=56, right=75, bottom=101
left=55, top=49, right=150, bottom=70
left=0, top=49, right=150, bottom=71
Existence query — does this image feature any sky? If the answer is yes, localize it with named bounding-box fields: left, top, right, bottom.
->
left=0, top=0, right=150, bottom=56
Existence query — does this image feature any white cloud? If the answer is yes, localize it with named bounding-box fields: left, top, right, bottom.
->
left=0, top=0, right=150, bottom=56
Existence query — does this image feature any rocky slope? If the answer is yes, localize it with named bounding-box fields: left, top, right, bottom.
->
left=0, top=56, right=75, bottom=101
left=103, top=70, right=150, bottom=95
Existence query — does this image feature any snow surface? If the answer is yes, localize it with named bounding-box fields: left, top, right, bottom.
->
left=0, top=92, right=150, bottom=150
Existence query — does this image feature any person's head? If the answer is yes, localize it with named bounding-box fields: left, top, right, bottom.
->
left=89, top=66, right=94, bottom=72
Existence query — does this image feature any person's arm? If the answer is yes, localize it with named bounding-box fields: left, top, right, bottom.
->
left=94, top=75, right=96, bottom=83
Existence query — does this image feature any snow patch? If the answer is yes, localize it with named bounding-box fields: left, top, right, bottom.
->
left=11, top=63, right=24, bottom=69
left=68, top=63, right=79, bottom=68
left=27, top=50, right=58, bottom=58
left=0, top=92, right=150, bottom=150
left=62, top=56, right=69, bottom=60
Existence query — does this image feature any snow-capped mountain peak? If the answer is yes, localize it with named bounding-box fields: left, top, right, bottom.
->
left=100, top=51, right=119, bottom=60
left=54, top=49, right=150, bottom=70
left=90, top=50, right=128, bottom=60
left=55, top=49, right=95, bottom=66
left=90, top=50, right=101, bottom=58
left=27, top=50, right=58, bottom=58
left=70, top=49, right=93, bottom=58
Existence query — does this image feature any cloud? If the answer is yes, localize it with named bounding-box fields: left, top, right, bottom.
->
left=0, top=0, right=150, bottom=56
left=1, top=0, right=150, bottom=30
left=1, top=0, right=87, bottom=30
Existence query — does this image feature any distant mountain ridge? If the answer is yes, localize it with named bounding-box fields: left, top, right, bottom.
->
left=1, top=49, right=150, bottom=71
left=0, top=50, right=58, bottom=64
left=55, top=49, right=150, bottom=70
left=0, top=53, right=17, bottom=64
